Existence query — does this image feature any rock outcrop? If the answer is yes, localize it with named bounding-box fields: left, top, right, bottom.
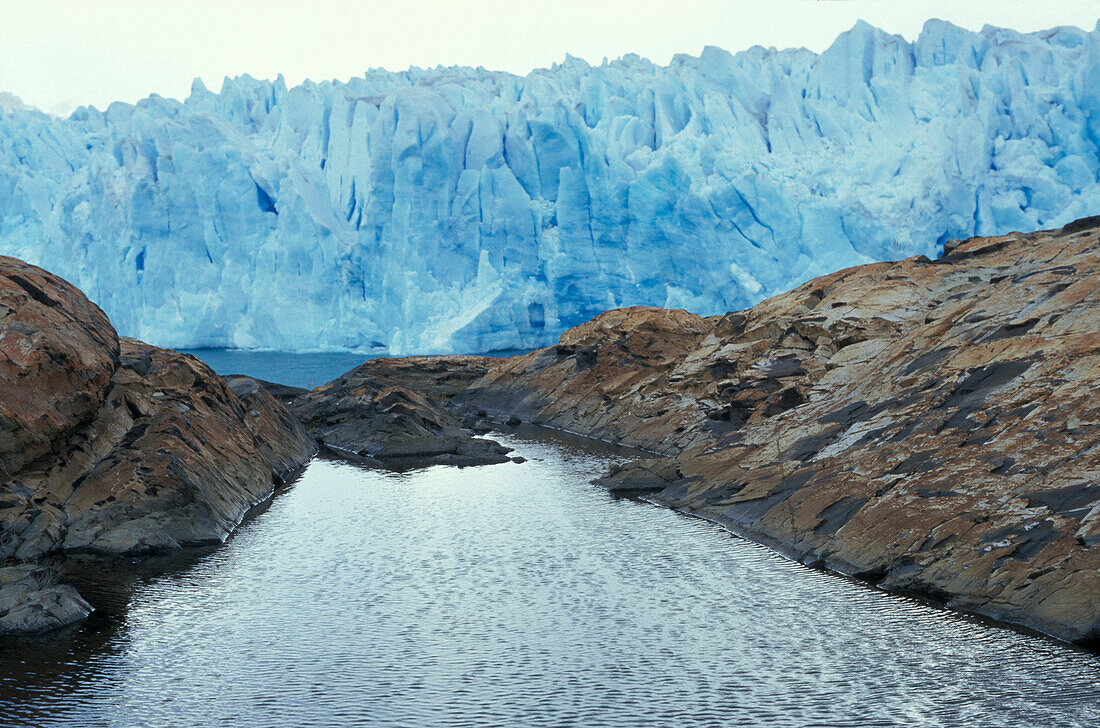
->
left=345, top=221, right=1100, bottom=644
left=0, top=565, right=91, bottom=634
left=0, top=257, right=119, bottom=480
left=285, top=358, right=513, bottom=470
left=0, top=256, right=316, bottom=633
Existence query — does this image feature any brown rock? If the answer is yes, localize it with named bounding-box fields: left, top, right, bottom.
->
left=0, top=255, right=119, bottom=478
left=352, top=222, right=1100, bottom=644
left=456, top=307, right=716, bottom=454
left=51, top=340, right=317, bottom=556
left=0, top=257, right=316, bottom=632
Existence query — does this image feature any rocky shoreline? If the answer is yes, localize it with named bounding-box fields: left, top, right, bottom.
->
left=3, top=219, right=1098, bottom=645
left=280, top=364, right=516, bottom=470
left=0, top=254, right=519, bottom=635
left=0, top=256, right=316, bottom=634
left=322, top=220, right=1100, bottom=645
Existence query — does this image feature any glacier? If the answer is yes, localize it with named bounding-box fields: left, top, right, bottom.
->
left=3, top=19, right=1100, bottom=354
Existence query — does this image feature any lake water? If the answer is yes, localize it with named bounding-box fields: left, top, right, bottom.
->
left=178, top=348, right=530, bottom=389
left=1, top=352, right=1098, bottom=727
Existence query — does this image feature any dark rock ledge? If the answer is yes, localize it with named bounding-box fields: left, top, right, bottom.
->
left=266, top=357, right=517, bottom=471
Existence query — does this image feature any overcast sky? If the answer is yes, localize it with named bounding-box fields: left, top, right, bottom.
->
left=3, top=0, right=1099, bottom=115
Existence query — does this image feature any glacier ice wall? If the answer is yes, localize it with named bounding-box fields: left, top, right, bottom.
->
left=3, top=20, right=1100, bottom=353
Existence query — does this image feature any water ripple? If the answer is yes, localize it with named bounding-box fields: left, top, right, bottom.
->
left=1, top=430, right=1098, bottom=727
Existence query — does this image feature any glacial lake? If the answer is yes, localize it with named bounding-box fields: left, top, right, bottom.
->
left=1, top=351, right=1098, bottom=727
left=177, top=348, right=532, bottom=389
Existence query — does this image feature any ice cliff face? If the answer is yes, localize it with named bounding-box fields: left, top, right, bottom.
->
left=3, top=20, right=1100, bottom=353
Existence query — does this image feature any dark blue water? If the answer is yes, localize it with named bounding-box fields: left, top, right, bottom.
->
left=179, top=348, right=530, bottom=389
left=1, top=352, right=1097, bottom=727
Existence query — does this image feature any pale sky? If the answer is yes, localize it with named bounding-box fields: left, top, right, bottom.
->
left=3, top=0, right=1099, bottom=115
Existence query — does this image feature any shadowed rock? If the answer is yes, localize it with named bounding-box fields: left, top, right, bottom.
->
left=0, top=565, right=91, bottom=634
left=286, top=358, right=512, bottom=470
left=224, top=375, right=306, bottom=406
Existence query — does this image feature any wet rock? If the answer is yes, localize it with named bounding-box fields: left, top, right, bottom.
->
left=288, top=359, right=511, bottom=470
left=0, top=565, right=92, bottom=635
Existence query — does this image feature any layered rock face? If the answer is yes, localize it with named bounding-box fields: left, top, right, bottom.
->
left=0, top=256, right=315, bottom=633
left=351, top=221, right=1100, bottom=643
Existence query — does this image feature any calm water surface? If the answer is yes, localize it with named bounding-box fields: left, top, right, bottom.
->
left=1, top=353, right=1098, bottom=727
left=178, top=348, right=530, bottom=389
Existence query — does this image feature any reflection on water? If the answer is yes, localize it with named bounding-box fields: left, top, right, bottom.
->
left=1, top=429, right=1098, bottom=728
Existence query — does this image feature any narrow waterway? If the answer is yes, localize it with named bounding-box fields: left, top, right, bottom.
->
left=1, top=354, right=1097, bottom=727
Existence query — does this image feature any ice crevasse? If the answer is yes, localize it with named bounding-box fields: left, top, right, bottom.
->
left=3, top=19, right=1100, bottom=353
